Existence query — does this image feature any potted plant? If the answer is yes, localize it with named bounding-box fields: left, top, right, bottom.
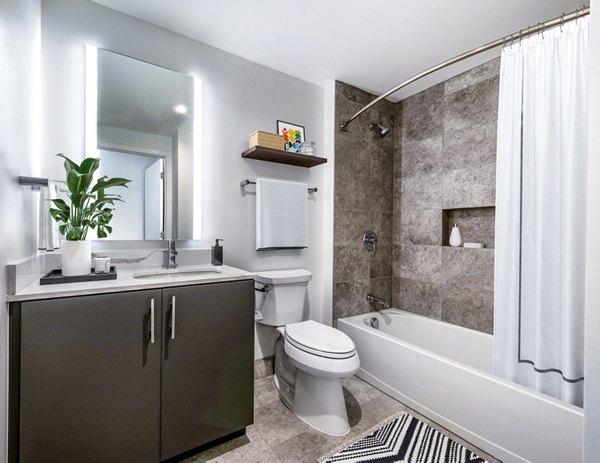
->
left=49, top=153, right=130, bottom=276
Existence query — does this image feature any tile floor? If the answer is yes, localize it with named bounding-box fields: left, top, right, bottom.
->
left=181, top=375, right=501, bottom=463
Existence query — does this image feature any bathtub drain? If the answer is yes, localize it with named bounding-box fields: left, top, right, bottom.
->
left=369, top=317, right=379, bottom=329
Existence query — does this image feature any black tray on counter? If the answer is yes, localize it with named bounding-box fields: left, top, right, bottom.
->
left=40, top=267, right=118, bottom=285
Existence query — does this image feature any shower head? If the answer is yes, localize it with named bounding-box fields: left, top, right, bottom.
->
left=369, top=122, right=391, bottom=138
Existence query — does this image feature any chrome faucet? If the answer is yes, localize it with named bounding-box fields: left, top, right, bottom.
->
left=367, top=293, right=390, bottom=310
left=164, top=240, right=178, bottom=269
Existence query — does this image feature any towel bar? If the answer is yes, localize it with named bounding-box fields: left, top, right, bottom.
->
left=240, top=179, right=317, bottom=193
left=19, top=176, right=50, bottom=187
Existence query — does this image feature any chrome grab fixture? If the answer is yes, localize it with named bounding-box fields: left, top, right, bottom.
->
left=367, top=293, right=390, bottom=310
left=165, top=240, right=178, bottom=269
left=363, top=230, right=377, bottom=252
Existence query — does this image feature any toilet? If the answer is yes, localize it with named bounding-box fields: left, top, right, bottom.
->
left=255, top=269, right=360, bottom=436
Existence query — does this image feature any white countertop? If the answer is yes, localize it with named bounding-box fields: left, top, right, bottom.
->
left=7, top=265, right=255, bottom=302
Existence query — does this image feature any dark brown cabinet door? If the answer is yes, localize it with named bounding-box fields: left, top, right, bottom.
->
left=160, top=280, right=254, bottom=460
left=18, top=290, right=162, bottom=463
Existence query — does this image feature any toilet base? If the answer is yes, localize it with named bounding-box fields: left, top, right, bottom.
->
left=292, top=370, right=351, bottom=436
left=274, top=369, right=350, bottom=436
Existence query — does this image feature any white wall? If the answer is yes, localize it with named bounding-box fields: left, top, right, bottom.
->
left=99, top=149, right=159, bottom=240
left=41, top=0, right=332, bottom=358
left=584, top=2, right=600, bottom=461
left=0, top=0, right=41, bottom=459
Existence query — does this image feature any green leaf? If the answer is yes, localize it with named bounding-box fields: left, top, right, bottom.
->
left=91, top=177, right=131, bottom=193
left=56, top=153, right=79, bottom=172
left=79, top=157, right=100, bottom=176
left=49, top=198, right=70, bottom=212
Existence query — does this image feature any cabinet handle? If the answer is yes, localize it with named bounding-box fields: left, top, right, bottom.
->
left=150, top=298, right=155, bottom=344
left=170, top=296, right=176, bottom=340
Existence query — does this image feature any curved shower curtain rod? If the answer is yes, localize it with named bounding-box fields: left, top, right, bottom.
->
left=339, top=6, right=590, bottom=130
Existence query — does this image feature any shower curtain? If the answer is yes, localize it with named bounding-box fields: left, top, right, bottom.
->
left=494, top=17, right=589, bottom=407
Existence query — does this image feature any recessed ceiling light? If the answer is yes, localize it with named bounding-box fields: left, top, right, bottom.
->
left=173, top=104, right=187, bottom=114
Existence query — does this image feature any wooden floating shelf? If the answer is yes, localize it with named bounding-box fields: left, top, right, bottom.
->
left=241, top=146, right=327, bottom=168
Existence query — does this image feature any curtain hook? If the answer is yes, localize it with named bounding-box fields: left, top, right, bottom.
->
left=519, top=29, right=523, bottom=44
left=560, top=13, right=565, bottom=32
left=539, top=23, right=544, bottom=39
left=580, top=4, right=587, bottom=23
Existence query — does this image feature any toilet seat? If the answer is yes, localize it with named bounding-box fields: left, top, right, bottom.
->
left=284, top=337, right=360, bottom=379
left=284, top=320, right=356, bottom=359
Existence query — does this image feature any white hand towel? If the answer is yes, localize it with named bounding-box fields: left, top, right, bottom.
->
left=38, top=184, right=60, bottom=251
left=256, top=178, right=308, bottom=250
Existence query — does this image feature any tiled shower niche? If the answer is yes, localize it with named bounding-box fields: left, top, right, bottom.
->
left=442, top=207, right=496, bottom=248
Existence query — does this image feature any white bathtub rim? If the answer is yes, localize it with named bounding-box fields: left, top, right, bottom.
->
left=349, top=308, right=493, bottom=340
left=355, top=368, right=528, bottom=463
left=337, top=310, right=583, bottom=416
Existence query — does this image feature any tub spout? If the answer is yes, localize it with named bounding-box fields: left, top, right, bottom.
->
left=367, top=293, right=390, bottom=310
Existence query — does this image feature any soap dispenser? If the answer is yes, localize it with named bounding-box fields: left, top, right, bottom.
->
left=212, top=239, right=224, bottom=266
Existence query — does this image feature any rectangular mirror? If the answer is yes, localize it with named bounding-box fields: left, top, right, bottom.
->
left=87, top=46, right=202, bottom=240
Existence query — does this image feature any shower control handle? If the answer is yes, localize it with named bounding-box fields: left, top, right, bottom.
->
left=363, top=231, right=378, bottom=252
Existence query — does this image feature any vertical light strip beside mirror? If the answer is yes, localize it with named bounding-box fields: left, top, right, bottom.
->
left=85, top=44, right=98, bottom=158
left=32, top=21, right=42, bottom=176
left=193, top=77, right=203, bottom=240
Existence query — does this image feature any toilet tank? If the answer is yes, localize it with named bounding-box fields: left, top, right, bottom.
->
left=255, top=269, right=312, bottom=326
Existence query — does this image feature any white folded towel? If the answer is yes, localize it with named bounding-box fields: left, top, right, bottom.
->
left=256, top=178, right=308, bottom=250
left=38, top=183, right=60, bottom=251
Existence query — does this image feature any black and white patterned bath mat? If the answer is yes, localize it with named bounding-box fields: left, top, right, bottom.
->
left=319, top=413, right=488, bottom=463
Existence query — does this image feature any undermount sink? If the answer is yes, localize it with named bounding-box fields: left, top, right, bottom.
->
left=133, top=267, right=225, bottom=280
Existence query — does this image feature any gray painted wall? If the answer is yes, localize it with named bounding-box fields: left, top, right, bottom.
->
left=0, top=0, right=41, bottom=459
left=40, top=0, right=332, bottom=359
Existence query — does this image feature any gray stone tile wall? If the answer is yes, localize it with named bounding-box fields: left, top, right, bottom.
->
left=334, top=59, right=498, bottom=334
left=393, top=58, right=499, bottom=334
left=333, top=81, right=395, bottom=320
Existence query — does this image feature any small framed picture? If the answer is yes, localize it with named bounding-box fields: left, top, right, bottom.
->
left=277, top=120, right=305, bottom=153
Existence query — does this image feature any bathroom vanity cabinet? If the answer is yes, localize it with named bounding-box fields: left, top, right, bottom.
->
left=9, top=280, right=254, bottom=463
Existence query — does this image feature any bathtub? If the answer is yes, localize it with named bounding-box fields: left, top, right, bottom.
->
left=337, top=309, right=583, bottom=463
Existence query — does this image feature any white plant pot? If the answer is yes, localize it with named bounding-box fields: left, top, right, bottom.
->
left=61, top=240, right=92, bottom=276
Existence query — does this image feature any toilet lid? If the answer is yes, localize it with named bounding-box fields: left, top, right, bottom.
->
left=284, top=320, right=356, bottom=358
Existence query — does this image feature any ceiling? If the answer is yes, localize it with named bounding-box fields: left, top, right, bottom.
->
left=90, top=0, right=584, bottom=101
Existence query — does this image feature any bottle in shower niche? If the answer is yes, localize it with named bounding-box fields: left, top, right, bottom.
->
left=449, top=224, right=462, bottom=247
